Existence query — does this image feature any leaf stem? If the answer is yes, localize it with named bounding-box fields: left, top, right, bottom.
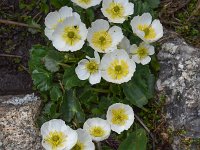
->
left=91, top=88, right=110, bottom=93
left=58, top=63, right=70, bottom=67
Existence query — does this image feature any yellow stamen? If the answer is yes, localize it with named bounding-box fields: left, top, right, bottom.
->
left=111, top=108, right=129, bottom=125
left=92, top=30, right=112, bottom=51
left=44, top=131, right=66, bottom=149
left=137, top=24, right=156, bottom=40
left=106, top=2, right=124, bottom=19
left=107, top=59, right=129, bottom=80
left=86, top=60, right=99, bottom=74
left=78, top=0, right=91, bottom=4
left=90, top=126, right=105, bottom=137
left=62, top=26, right=81, bottom=46
left=136, top=46, right=149, bottom=59
left=72, top=142, right=85, bottom=150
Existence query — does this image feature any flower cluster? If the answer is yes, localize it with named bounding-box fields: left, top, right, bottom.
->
left=41, top=103, right=134, bottom=150
left=44, top=0, right=163, bottom=85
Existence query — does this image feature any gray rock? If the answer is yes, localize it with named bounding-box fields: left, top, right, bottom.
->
left=157, top=38, right=200, bottom=150
left=0, top=94, right=42, bottom=150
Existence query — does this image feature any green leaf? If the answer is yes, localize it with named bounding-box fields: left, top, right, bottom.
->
left=145, top=0, right=160, bottom=9
left=44, top=50, right=64, bottom=72
left=60, top=89, right=85, bottom=123
left=123, top=65, right=155, bottom=108
left=123, top=83, right=148, bottom=108
left=32, top=68, right=53, bottom=91
left=62, top=66, right=86, bottom=90
left=86, top=8, right=95, bottom=23
left=50, top=85, right=62, bottom=101
left=29, top=45, right=48, bottom=71
left=118, top=129, right=148, bottom=150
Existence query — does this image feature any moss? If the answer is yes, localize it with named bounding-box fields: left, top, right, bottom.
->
left=174, top=0, right=200, bottom=47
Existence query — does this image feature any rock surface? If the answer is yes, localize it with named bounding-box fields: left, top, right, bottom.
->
left=0, top=94, right=42, bottom=150
left=157, top=37, right=200, bottom=150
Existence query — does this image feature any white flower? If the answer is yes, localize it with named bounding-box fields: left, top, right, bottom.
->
left=101, top=0, right=134, bottom=23
left=100, top=49, right=136, bottom=84
left=87, top=19, right=124, bottom=53
left=71, top=0, right=102, bottom=9
left=52, top=13, right=88, bottom=52
left=71, top=129, right=95, bottom=150
left=117, top=36, right=131, bottom=53
left=75, top=51, right=101, bottom=85
left=83, top=118, right=111, bottom=142
left=40, top=119, right=77, bottom=150
left=45, top=6, right=74, bottom=40
left=130, top=42, right=155, bottom=65
left=106, top=103, right=135, bottom=134
left=130, top=13, right=163, bottom=43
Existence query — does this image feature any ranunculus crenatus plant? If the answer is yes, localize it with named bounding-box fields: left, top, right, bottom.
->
left=29, top=0, right=162, bottom=149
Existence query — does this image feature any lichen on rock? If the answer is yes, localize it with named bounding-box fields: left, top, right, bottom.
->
left=157, top=37, right=200, bottom=149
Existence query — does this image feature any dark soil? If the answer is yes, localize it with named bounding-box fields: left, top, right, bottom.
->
left=0, top=0, right=45, bottom=95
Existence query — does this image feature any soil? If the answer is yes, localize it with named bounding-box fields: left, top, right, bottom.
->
left=0, top=0, right=45, bottom=95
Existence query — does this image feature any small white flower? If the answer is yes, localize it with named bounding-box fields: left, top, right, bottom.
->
left=45, top=6, right=74, bottom=40
left=75, top=51, right=101, bottom=85
left=130, top=42, right=155, bottom=65
left=130, top=13, right=163, bottom=43
left=71, top=0, right=102, bottom=9
left=52, top=13, right=88, bottom=52
left=117, top=36, right=131, bottom=53
left=100, top=49, right=136, bottom=84
left=71, top=129, right=95, bottom=150
left=101, top=0, right=134, bottom=23
left=87, top=19, right=124, bottom=53
left=83, top=118, right=111, bottom=142
left=41, top=119, right=77, bottom=150
left=106, top=103, right=135, bottom=134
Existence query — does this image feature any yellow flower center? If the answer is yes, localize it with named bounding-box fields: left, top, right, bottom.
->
left=44, top=131, right=66, bottom=149
left=62, top=26, right=81, bottom=46
left=106, top=2, right=124, bottom=19
left=136, top=47, right=148, bottom=59
left=90, top=126, right=105, bottom=137
left=92, top=30, right=112, bottom=51
left=72, top=142, right=85, bottom=150
left=137, top=24, right=156, bottom=40
left=111, top=108, right=129, bottom=125
left=86, top=60, right=99, bottom=74
left=107, top=59, right=129, bottom=80
left=78, top=0, right=91, bottom=4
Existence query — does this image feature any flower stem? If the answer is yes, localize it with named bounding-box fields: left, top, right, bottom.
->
left=96, top=142, right=102, bottom=150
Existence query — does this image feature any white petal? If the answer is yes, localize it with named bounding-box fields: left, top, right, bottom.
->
left=140, top=13, right=152, bottom=26
left=75, top=128, right=95, bottom=150
left=94, top=51, right=101, bottom=64
left=52, top=35, right=66, bottom=50
left=131, top=55, right=141, bottom=64
left=75, top=60, right=90, bottom=80
left=45, top=11, right=60, bottom=29
left=124, top=2, right=134, bottom=16
left=129, top=44, right=138, bottom=54
left=58, top=6, right=73, bottom=19
left=141, top=56, right=151, bottom=65
left=91, top=19, right=110, bottom=32
left=118, top=36, right=131, bottom=53
left=151, top=19, right=163, bottom=42
left=64, top=127, right=78, bottom=149
left=89, top=71, right=101, bottom=85
left=44, top=28, right=54, bottom=40
left=109, top=26, right=124, bottom=46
